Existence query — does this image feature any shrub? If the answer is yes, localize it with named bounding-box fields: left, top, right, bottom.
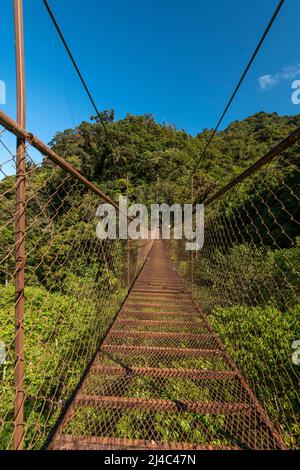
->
left=209, top=304, right=300, bottom=448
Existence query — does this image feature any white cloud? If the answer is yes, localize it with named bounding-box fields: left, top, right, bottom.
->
left=0, top=80, right=6, bottom=104
left=258, top=63, right=300, bottom=90
left=258, top=74, right=278, bottom=89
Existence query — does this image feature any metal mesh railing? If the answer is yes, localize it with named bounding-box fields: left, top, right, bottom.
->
left=47, top=239, right=285, bottom=450
left=0, top=110, right=299, bottom=450
left=0, top=126, right=153, bottom=450
left=167, top=149, right=300, bottom=449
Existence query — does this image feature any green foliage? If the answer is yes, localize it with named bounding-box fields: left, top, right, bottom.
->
left=46, top=111, right=299, bottom=207
left=183, top=239, right=300, bottom=448
left=209, top=304, right=300, bottom=448
left=196, top=241, right=299, bottom=311
left=0, top=281, right=126, bottom=449
left=1, top=110, right=299, bottom=448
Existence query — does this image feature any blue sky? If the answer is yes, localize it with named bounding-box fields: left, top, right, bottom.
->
left=0, top=0, right=300, bottom=152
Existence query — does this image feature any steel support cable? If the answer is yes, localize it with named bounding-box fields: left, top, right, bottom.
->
left=182, top=0, right=285, bottom=195
left=204, top=123, right=300, bottom=206
left=42, top=0, right=121, bottom=159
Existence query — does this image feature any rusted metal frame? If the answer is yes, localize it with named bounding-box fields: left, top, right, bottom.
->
left=151, top=243, right=286, bottom=447
left=124, top=302, right=196, bottom=309
left=138, top=267, right=177, bottom=271
left=139, top=280, right=181, bottom=283
left=134, top=286, right=184, bottom=291
left=138, top=276, right=179, bottom=285
left=114, top=319, right=207, bottom=327
left=199, top=318, right=285, bottom=448
left=46, top=308, right=116, bottom=446
left=129, top=291, right=191, bottom=297
left=50, top=239, right=284, bottom=449
left=135, top=276, right=183, bottom=282
left=89, top=365, right=237, bottom=380
left=129, top=295, right=189, bottom=301
left=137, top=274, right=183, bottom=279
left=101, top=344, right=226, bottom=357
left=47, top=327, right=119, bottom=442
left=47, top=242, right=156, bottom=448
left=141, top=265, right=176, bottom=269
left=50, top=240, right=237, bottom=449
left=187, top=299, right=286, bottom=448
left=123, top=303, right=198, bottom=310
left=50, top=435, right=240, bottom=450
left=134, top=287, right=184, bottom=292
left=131, top=290, right=189, bottom=296
left=13, top=0, right=26, bottom=451
left=141, top=268, right=178, bottom=272
left=120, top=311, right=202, bottom=318
left=137, top=276, right=181, bottom=281
left=126, top=299, right=194, bottom=305
left=73, top=395, right=252, bottom=415
left=126, top=300, right=193, bottom=306
left=134, top=282, right=184, bottom=287
left=119, top=310, right=204, bottom=317
left=233, top=369, right=286, bottom=449
left=107, top=331, right=215, bottom=341
left=187, top=289, right=287, bottom=449
left=204, top=123, right=300, bottom=206
left=132, top=288, right=187, bottom=294
left=130, top=281, right=185, bottom=286
left=0, top=109, right=131, bottom=220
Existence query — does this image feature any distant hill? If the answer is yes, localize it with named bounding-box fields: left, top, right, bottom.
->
left=47, top=111, right=300, bottom=204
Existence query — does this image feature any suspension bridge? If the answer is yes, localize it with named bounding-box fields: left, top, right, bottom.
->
left=0, top=0, right=299, bottom=451
left=48, top=239, right=285, bottom=450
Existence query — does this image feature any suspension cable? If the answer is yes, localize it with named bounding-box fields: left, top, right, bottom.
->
left=182, top=0, right=285, bottom=195
left=42, top=0, right=120, bottom=158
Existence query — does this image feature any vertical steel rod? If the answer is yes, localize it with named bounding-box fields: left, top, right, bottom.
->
left=126, top=175, right=130, bottom=290
left=13, top=0, right=26, bottom=450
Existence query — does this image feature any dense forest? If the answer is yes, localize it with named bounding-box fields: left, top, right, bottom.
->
left=48, top=110, right=300, bottom=205
left=0, top=111, right=299, bottom=448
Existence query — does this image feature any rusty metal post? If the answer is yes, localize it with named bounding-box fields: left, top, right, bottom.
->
left=13, top=0, right=26, bottom=450
left=126, top=175, right=130, bottom=290
left=190, top=176, right=194, bottom=297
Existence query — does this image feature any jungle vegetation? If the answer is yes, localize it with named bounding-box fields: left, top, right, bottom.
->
left=0, top=111, right=299, bottom=448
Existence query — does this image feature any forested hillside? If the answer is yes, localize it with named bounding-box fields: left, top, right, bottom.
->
left=48, top=110, right=300, bottom=207
left=0, top=110, right=299, bottom=448
left=47, top=109, right=299, bottom=447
